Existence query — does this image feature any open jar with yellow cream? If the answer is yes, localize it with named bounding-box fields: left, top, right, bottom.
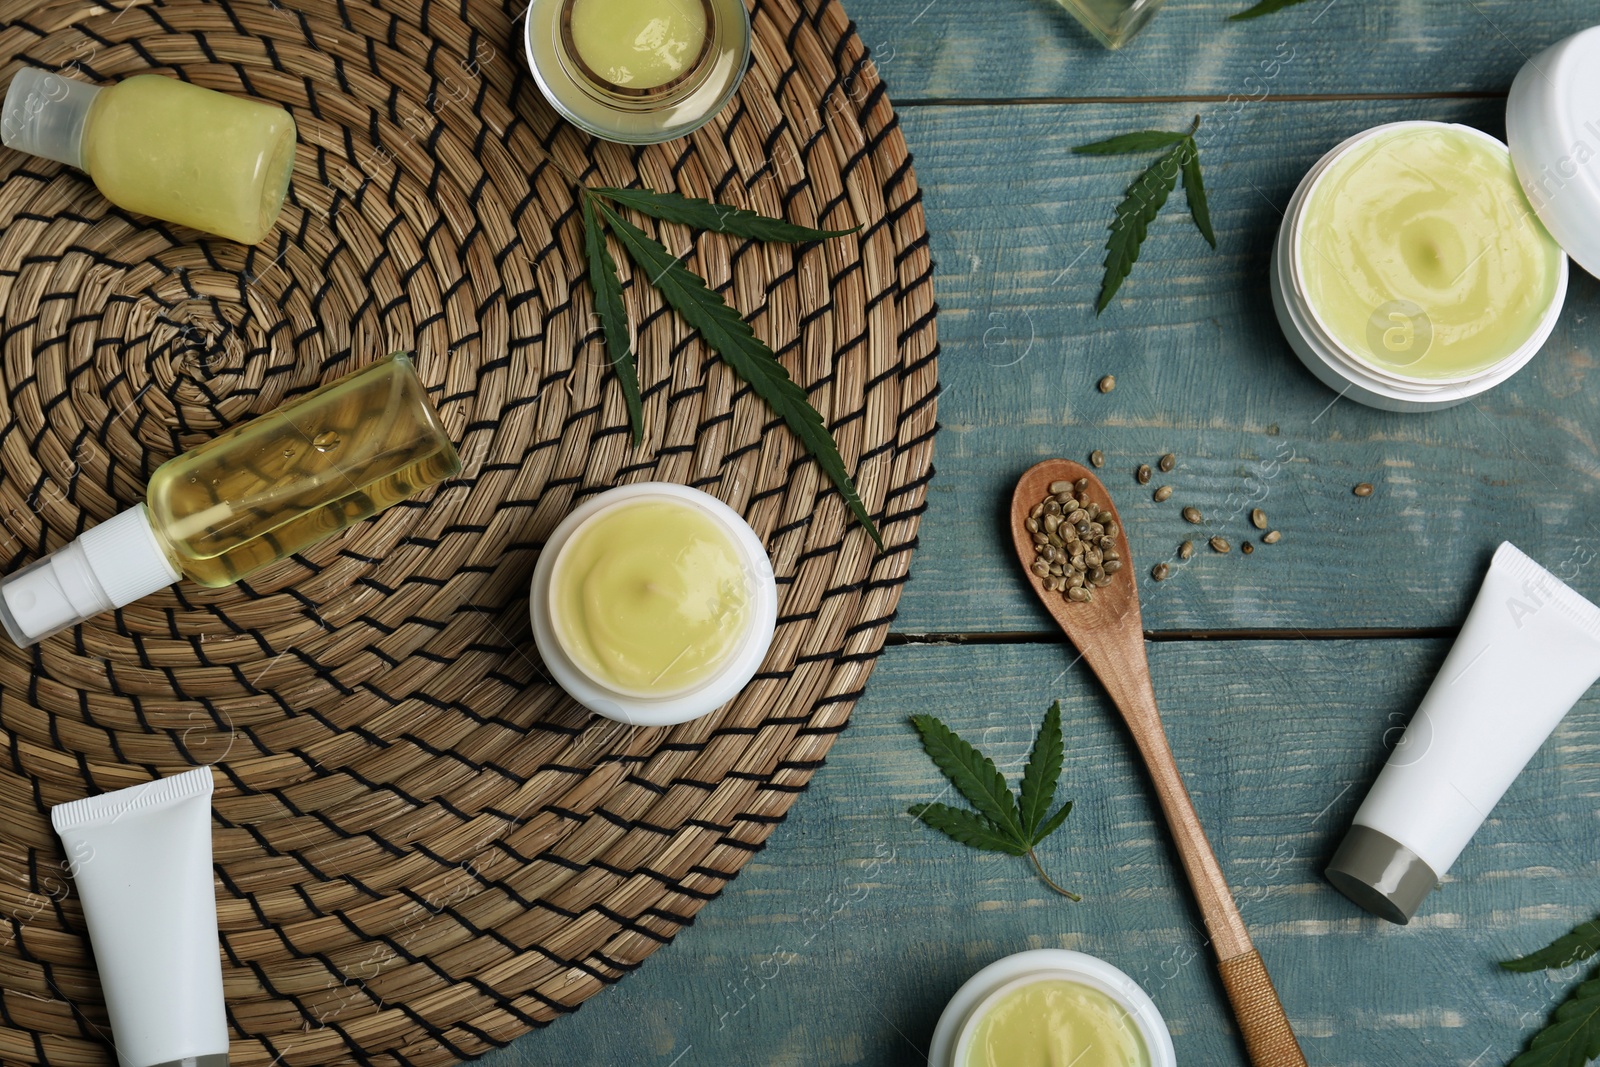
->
left=929, top=950, right=1175, bottom=1067
left=1272, top=121, right=1568, bottom=411
left=530, top=483, right=777, bottom=725
left=523, top=0, right=751, bottom=144
left=1273, top=26, right=1600, bottom=410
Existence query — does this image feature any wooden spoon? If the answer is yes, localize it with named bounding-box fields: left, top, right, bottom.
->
left=1011, top=459, right=1307, bottom=1067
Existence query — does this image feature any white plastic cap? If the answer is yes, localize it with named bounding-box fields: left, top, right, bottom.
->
left=0, top=506, right=181, bottom=646
left=0, top=67, right=101, bottom=170
left=1507, top=27, right=1600, bottom=279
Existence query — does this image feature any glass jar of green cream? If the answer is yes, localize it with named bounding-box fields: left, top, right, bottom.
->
left=1272, top=121, right=1568, bottom=411
left=929, top=949, right=1176, bottom=1067
left=523, top=0, right=751, bottom=144
left=530, top=482, right=777, bottom=726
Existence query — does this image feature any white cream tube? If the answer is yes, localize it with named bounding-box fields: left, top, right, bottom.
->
left=1327, top=542, right=1600, bottom=924
left=52, top=767, right=229, bottom=1067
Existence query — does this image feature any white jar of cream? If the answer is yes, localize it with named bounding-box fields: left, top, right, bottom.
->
left=929, top=949, right=1176, bottom=1067
left=1273, top=26, right=1600, bottom=411
left=530, top=482, right=777, bottom=726
left=1271, top=121, right=1568, bottom=411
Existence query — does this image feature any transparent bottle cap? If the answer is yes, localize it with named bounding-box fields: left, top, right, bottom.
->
left=0, top=506, right=180, bottom=646
left=1, top=67, right=101, bottom=170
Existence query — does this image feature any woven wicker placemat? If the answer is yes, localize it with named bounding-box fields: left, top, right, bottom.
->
left=0, top=0, right=938, bottom=1060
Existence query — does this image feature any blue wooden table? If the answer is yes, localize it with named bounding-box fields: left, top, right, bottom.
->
left=481, top=2, right=1600, bottom=1063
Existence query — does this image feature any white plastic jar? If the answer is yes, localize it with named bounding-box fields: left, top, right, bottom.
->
left=1271, top=121, right=1568, bottom=412
left=530, top=482, right=777, bottom=726
left=1273, top=26, right=1600, bottom=411
left=929, top=949, right=1176, bottom=1067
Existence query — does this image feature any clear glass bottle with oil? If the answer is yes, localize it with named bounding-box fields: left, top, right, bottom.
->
left=0, top=353, right=460, bottom=646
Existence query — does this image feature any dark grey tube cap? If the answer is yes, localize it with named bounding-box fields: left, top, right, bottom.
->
left=146, top=1057, right=228, bottom=1067
left=1326, top=824, right=1439, bottom=925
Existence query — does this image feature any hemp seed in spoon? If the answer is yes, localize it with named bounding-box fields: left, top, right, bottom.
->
left=1026, top=479, right=1122, bottom=604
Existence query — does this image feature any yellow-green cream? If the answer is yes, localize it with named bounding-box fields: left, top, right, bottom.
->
left=568, top=0, right=708, bottom=89
left=553, top=500, right=749, bottom=693
left=965, top=980, right=1149, bottom=1067
left=85, top=75, right=296, bottom=245
left=1298, top=125, right=1562, bottom=380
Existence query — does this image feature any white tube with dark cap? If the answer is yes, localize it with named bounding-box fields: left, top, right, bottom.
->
left=1327, top=543, right=1600, bottom=924
left=53, top=767, right=228, bottom=1067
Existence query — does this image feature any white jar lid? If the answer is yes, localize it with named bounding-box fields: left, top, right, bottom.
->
left=1507, top=26, right=1600, bottom=279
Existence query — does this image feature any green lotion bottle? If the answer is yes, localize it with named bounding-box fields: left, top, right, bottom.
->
left=1, top=67, right=296, bottom=244
left=0, top=354, right=461, bottom=646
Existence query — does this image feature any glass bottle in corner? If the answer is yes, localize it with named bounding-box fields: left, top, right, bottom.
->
left=0, top=353, right=461, bottom=646
left=1053, top=0, right=1165, bottom=49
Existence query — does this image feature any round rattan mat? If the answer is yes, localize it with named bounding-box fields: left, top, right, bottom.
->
left=0, top=0, right=938, bottom=1059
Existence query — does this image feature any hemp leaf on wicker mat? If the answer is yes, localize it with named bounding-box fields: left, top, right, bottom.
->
left=1074, top=117, right=1216, bottom=314
left=907, top=702, right=1079, bottom=900
left=1501, top=916, right=1600, bottom=1067
left=578, top=186, right=881, bottom=549
left=591, top=187, right=859, bottom=243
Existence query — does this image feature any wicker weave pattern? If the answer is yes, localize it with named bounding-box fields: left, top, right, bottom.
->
left=0, top=0, right=938, bottom=1059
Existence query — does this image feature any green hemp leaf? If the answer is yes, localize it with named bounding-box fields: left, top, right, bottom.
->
left=1502, top=915, right=1600, bottom=1067
left=1504, top=916, right=1600, bottom=973
left=581, top=195, right=641, bottom=443
left=1228, top=0, right=1314, bottom=20
left=907, top=702, right=1079, bottom=900
left=579, top=186, right=880, bottom=549
left=1074, top=117, right=1216, bottom=314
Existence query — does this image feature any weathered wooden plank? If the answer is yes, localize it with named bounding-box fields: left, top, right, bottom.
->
left=889, top=97, right=1600, bottom=634
left=477, top=640, right=1600, bottom=1066
left=847, top=0, right=1597, bottom=102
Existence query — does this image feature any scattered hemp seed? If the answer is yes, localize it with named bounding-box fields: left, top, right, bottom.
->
left=1151, top=562, right=1171, bottom=581
left=1153, top=485, right=1174, bottom=503
left=1241, top=541, right=1255, bottom=555
left=1158, top=453, right=1177, bottom=472
left=1098, top=375, right=1116, bottom=393
left=1353, top=482, right=1374, bottom=497
left=1182, top=506, right=1203, bottom=524
left=1178, top=540, right=1194, bottom=560
left=1209, top=535, right=1231, bottom=553
left=1136, top=464, right=1153, bottom=485
left=1089, top=449, right=1106, bottom=468
left=1262, top=530, right=1282, bottom=544
left=1027, top=480, right=1121, bottom=605
left=1250, top=508, right=1267, bottom=529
